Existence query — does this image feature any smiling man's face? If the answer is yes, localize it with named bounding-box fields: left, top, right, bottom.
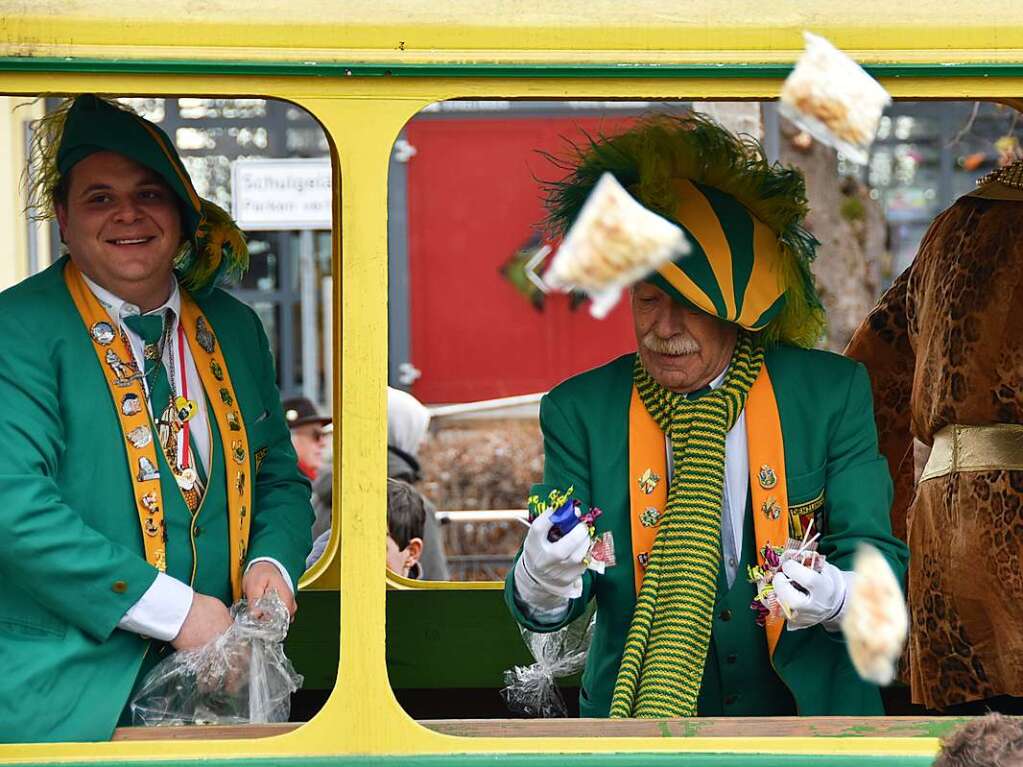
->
left=56, top=151, right=182, bottom=310
left=631, top=281, right=737, bottom=394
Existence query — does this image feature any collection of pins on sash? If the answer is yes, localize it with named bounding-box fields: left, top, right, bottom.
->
left=195, top=316, right=250, bottom=566
left=91, top=315, right=248, bottom=554
left=631, top=462, right=782, bottom=570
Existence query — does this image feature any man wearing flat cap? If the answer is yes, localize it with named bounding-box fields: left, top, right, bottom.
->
left=505, top=115, right=908, bottom=718
left=283, top=396, right=331, bottom=482
left=0, top=95, right=312, bottom=742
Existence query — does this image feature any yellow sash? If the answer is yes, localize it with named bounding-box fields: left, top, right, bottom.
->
left=628, top=365, right=788, bottom=657
left=65, top=263, right=252, bottom=600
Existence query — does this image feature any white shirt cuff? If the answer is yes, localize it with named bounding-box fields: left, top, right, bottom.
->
left=246, top=556, right=295, bottom=596
left=117, top=573, right=194, bottom=642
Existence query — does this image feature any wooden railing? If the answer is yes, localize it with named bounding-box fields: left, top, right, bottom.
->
left=112, top=716, right=965, bottom=740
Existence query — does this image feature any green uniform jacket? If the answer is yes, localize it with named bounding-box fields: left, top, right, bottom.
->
left=505, top=345, right=909, bottom=717
left=0, top=257, right=313, bottom=743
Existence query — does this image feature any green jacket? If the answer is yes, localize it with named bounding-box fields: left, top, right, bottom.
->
left=505, top=345, right=909, bottom=717
left=0, top=257, right=312, bottom=742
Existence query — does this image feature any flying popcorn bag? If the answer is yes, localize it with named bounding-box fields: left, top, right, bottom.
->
left=780, top=32, right=891, bottom=165
left=543, top=172, right=691, bottom=319
left=841, top=543, right=908, bottom=685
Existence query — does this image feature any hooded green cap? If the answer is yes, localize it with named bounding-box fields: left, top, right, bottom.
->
left=58, top=95, right=203, bottom=239
left=34, top=94, right=247, bottom=293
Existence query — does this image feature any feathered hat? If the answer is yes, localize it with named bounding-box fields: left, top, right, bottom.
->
left=27, top=94, right=247, bottom=294
left=544, top=114, right=825, bottom=348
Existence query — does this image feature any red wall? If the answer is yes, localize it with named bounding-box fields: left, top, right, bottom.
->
left=405, top=115, right=640, bottom=404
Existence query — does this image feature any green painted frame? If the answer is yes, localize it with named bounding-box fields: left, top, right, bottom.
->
left=2, top=58, right=1023, bottom=78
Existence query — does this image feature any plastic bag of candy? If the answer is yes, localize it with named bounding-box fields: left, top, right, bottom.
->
left=544, top=172, right=691, bottom=319
left=502, top=610, right=596, bottom=718
left=130, top=591, right=302, bottom=726
left=780, top=31, right=891, bottom=164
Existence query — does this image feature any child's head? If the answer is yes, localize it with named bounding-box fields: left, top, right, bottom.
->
left=386, top=478, right=425, bottom=577
left=933, top=713, right=1023, bottom=767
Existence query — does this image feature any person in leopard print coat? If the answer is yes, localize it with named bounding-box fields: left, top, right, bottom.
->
left=846, top=161, right=1023, bottom=711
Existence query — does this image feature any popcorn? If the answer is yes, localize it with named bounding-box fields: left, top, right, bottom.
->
left=841, top=543, right=908, bottom=686
left=544, top=172, right=690, bottom=319
left=780, top=32, right=891, bottom=165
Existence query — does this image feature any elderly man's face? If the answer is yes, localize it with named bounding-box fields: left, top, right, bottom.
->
left=632, top=281, right=738, bottom=393
left=56, top=151, right=182, bottom=310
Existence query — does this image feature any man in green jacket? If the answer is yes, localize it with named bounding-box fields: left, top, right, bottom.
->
left=0, top=95, right=312, bottom=742
left=505, top=115, right=908, bottom=718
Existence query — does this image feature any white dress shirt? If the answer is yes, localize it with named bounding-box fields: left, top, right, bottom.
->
left=82, top=274, right=292, bottom=642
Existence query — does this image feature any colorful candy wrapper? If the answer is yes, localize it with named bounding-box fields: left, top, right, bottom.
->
left=748, top=523, right=826, bottom=626
left=587, top=531, right=617, bottom=575
left=528, top=487, right=615, bottom=575
left=502, top=611, right=596, bottom=717
left=547, top=497, right=584, bottom=542
left=543, top=172, right=691, bottom=319
left=841, top=543, right=908, bottom=686
left=780, top=31, right=891, bottom=165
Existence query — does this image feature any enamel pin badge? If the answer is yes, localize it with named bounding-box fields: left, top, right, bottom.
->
left=761, top=497, right=783, bottom=520
left=758, top=464, right=778, bottom=489
left=126, top=425, right=153, bottom=449
left=638, top=469, right=660, bottom=495
left=90, top=322, right=115, bottom=345
left=137, top=457, right=160, bottom=482
left=195, top=317, right=216, bottom=354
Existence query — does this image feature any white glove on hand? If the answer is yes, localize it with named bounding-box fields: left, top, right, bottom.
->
left=773, top=559, right=854, bottom=631
left=513, top=507, right=592, bottom=611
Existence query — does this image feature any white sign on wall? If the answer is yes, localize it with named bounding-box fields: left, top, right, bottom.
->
left=231, top=158, right=332, bottom=231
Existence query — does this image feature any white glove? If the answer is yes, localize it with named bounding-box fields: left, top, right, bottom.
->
left=773, top=559, right=854, bottom=631
left=513, top=507, right=592, bottom=610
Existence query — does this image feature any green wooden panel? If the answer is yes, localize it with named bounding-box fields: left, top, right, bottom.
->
left=285, top=591, right=339, bottom=691
left=386, top=588, right=534, bottom=690
left=286, top=588, right=535, bottom=691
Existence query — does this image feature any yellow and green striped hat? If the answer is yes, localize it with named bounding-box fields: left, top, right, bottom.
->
left=650, top=177, right=789, bottom=332
left=30, top=94, right=248, bottom=294
left=544, top=114, right=825, bottom=348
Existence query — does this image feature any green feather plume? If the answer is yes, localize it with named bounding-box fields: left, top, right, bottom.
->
left=25, top=96, right=248, bottom=295
left=176, top=199, right=250, bottom=294
left=543, top=113, right=825, bottom=348
left=24, top=97, right=74, bottom=222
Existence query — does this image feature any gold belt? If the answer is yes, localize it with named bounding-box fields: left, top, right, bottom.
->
left=920, top=423, right=1023, bottom=482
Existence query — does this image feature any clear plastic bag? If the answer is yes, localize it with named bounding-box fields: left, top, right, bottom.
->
left=780, top=31, right=891, bottom=165
left=841, top=543, right=908, bottom=686
left=130, top=591, right=303, bottom=726
left=544, top=172, right=691, bottom=319
left=502, top=611, right=596, bottom=718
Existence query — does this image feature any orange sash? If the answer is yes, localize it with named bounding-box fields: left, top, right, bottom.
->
left=627, top=365, right=788, bottom=657
left=65, top=263, right=252, bottom=600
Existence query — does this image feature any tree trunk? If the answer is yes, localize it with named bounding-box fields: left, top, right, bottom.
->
left=778, top=120, right=884, bottom=351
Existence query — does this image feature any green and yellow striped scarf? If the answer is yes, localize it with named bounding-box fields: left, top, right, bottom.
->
left=610, top=332, right=763, bottom=718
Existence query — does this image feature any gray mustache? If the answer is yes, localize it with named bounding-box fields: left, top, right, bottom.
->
left=642, top=331, right=700, bottom=355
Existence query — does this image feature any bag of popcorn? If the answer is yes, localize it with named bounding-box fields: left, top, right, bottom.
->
left=780, top=32, right=891, bottom=165
left=543, top=172, right=690, bottom=319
